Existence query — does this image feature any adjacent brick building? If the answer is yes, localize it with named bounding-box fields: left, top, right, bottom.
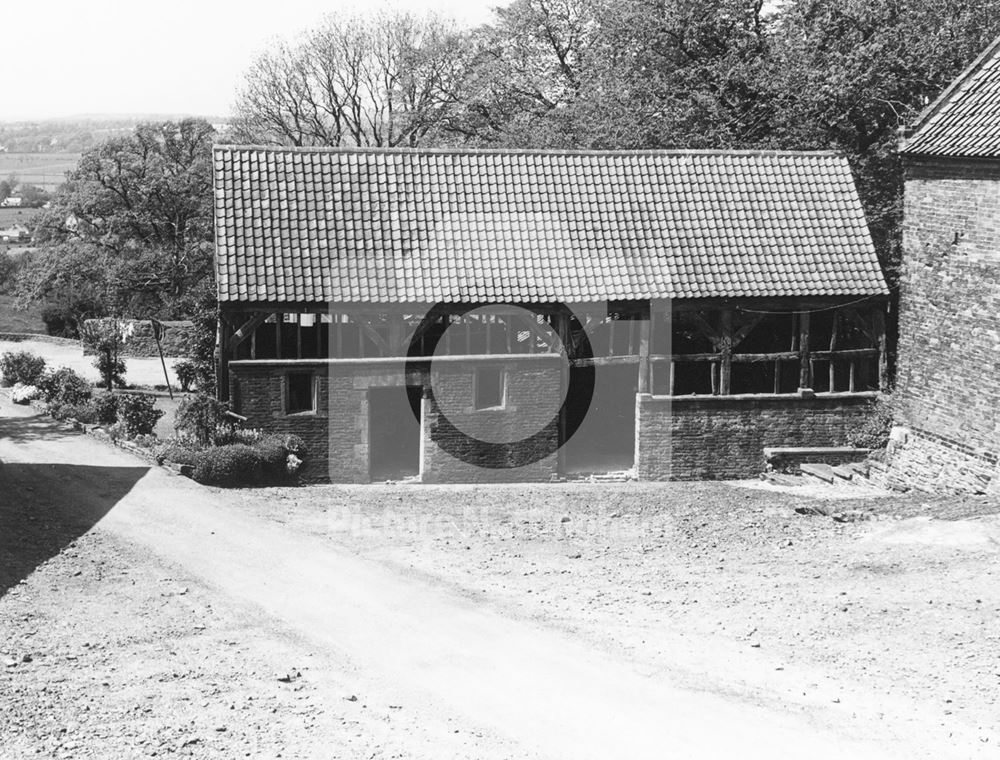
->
left=213, top=146, right=888, bottom=483
left=891, top=36, right=1000, bottom=493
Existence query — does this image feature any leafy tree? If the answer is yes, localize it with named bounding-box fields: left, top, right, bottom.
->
left=232, top=11, right=471, bottom=147
left=764, top=0, right=1000, bottom=279
left=18, top=119, right=215, bottom=320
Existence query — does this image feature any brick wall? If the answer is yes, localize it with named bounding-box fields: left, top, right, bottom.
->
left=229, top=356, right=563, bottom=483
left=894, top=157, right=1000, bottom=490
left=637, top=392, right=876, bottom=480
left=421, top=360, right=562, bottom=483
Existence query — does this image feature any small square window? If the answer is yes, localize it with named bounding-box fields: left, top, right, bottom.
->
left=286, top=372, right=315, bottom=414
left=474, top=367, right=505, bottom=410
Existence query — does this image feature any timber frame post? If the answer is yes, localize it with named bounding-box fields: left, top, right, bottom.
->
left=798, top=311, right=811, bottom=390
left=216, top=312, right=235, bottom=401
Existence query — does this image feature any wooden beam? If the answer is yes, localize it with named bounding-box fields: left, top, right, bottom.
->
left=651, top=348, right=876, bottom=364
left=227, top=312, right=272, bottom=353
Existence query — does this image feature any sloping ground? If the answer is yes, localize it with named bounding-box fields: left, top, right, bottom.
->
left=1, top=398, right=998, bottom=758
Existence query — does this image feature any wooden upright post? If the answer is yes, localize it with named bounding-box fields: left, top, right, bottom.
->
left=719, top=309, right=733, bottom=395
left=873, top=307, right=888, bottom=391
left=637, top=312, right=651, bottom=394
left=798, top=311, right=811, bottom=389
left=216, top=313, right=234, bottom=401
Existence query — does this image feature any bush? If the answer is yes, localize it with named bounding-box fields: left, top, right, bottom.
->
left=192, top=444, right=264, bottom=487
left=155, top=440, right=204, bottom=467
left=116, top=393, right=164, bottom=438
left=173, top=360, right=198, bottom=392
left=847, top=392, right=895, bottom=451
left=50, top=401, right=98, bottom=424
left=38, top=367, right=92, bottom=406
left=96, top=353, right=127, bottom=389
left=1, top=351, right=46, bottom=386
left=174, top=394, right=232, bottom=446
left=40, top=304, right=78, bottom=338
left=255, top=435, right=291, bottom=480
left=91, top=391, right=119, bottom=425
left=10, top=383, right=40, bottom=404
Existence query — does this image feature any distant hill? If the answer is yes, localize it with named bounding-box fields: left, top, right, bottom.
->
left=0, top=116, right=229, bottom=154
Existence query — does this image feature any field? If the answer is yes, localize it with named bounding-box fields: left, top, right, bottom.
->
left=0, top=207, right=39, bottom=228
left=0, top=152, right=79, bottom=191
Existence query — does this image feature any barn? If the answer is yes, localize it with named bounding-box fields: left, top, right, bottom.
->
left=213, top=146, right=888, bottom=483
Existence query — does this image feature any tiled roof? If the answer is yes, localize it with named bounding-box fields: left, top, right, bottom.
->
left=213, top=147, right=886, bottom=304
left=901, top=36, right=1000, bottom=157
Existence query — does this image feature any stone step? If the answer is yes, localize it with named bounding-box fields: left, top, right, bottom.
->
left=831, top=464, right=855, bottom=481
left=765, top=472, right=807, bottom=487
left=847, top=461, right=871, bottom=478
left=800, top=462, right=838, bottom=484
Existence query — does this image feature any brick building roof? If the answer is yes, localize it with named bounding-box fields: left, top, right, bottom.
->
left=213, top=146, right=886, bottom=304
left=901, top=36, right=1000, bottom=157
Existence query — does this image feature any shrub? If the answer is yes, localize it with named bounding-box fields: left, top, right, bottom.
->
left=10, top=383, right=41, bottom=404
left=155, top=440, right=204, bottom=467
left=173, top=360, right=198, bottom=392
left=847, top=392, right=896, bottom=451
left=50, top=401, right=98, bottom=424
left=174, top=394, right=232, bottom=446
left=38, top=367, right=92, bottom=406
left=116, top=393, right=164, bottom=438
left=82, top=319, right=132, bottom=391
left=40, top=304, right=79, bottom=338
left=91, top=391, right=119, bottom=425
left=192, top=444, right=264, bottom=487
left=255, top=435, right=291, bottom=481
left=1, top=351, right=46, bottom=386
left=95, top=353, right=127, bottom=389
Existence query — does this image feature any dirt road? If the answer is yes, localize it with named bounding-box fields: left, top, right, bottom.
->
left=0, top=399, right=994, bottom=759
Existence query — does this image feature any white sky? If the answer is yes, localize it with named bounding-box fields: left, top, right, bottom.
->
left=2, top=0, right=505, bottom=121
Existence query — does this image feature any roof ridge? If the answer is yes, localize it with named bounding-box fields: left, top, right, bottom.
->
left=900, top=34, right=1000, bottom=149
left=212, top=144, right=844, bottom=159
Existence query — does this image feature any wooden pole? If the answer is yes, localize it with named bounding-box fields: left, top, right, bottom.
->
left=828, top=311, right=838, bottom=392
left=798, top=311, right=811, bottom=389
left=719, top=309, right=733, bottom=395
left=873, top=308, right=888, bottom=391
left=151, top=319, right=174, bottom=400
left=637, top=315, right=651, bottom=394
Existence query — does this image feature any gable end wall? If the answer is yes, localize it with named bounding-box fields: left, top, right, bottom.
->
left=893, top=156, right=1000, bottom=491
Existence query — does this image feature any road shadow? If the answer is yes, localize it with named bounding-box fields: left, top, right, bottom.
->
left=0, top=409, right=149, bottom=597
left=0, top=406, right=73, bottom=444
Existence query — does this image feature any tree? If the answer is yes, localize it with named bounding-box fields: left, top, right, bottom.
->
left=19, top=119, right=215, bottom=320
left=453, top=0, right=774, bottom=149
left=764, top=0, right=1000, bottom=278
left=232, top=10, right=471, bottom=147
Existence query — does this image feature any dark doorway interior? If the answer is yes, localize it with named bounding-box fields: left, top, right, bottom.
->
left=561, top=363, right=637, bottom=474
left=369, top=386, right=422, bottom=481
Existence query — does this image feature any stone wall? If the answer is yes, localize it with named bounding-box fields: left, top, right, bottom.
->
left=893, top=156, right=1000, bottom=491
left=637, top=392, right=877, bottom=480
left=82, top=319, right=195, bottom=358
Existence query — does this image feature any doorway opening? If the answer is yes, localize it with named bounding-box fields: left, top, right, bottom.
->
left=369, top=385, right=423, bottom=481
